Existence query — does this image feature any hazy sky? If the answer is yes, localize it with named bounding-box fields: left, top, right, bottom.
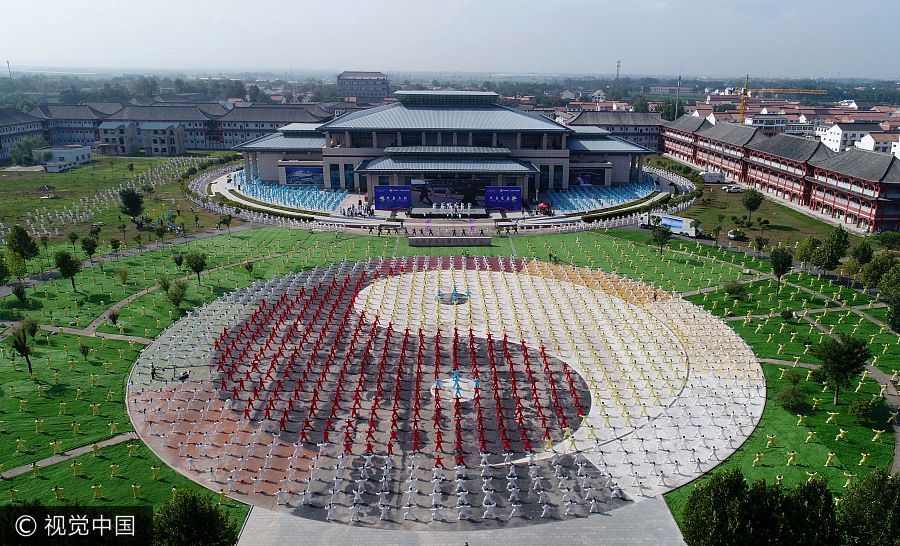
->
left=3, top=0, right=897, bottom=79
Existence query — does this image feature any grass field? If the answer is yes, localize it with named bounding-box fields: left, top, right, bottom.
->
left=1, top=153, right=239, bottom=264
left=0, top=210, right=895, bottom=533
left=665, top=363, right=894, bottom=524
left=682, top=186, right=860, bottom=249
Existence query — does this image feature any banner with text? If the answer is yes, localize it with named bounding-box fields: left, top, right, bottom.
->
left=484, top=186, right=522, bottom=211
left=374, top=185, right=412, bottom=210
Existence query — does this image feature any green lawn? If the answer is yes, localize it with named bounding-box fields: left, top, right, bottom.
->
left=666, top=363, right=894, bottom=525
left=783, top=271, right=874, bottom=306
left=729, top=317, right=823, bottom=365
left=808, top=310, right=900, bottom=374
left=682, top=186, right=860, bottom=249
left=2, top=441, right=249, bottom=527
left=0, top=332, right=140, bottom=470
left=686, top=279, right=828, bottom=318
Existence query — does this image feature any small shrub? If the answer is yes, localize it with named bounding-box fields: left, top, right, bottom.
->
left=783, top=369, right=801, bottom=385
left=173, top=254, right=184, bottom=267
left=724, top=281, right=746, bottom=300
left=775, top=385, right=806, bottom=412
left=78, top=343, right=90, bottom=361
left=107, top=309, right=119, bottom=326
left=116, top=267, right=129, bottom=285
left=781, top=309, right=794, bottom=321
left=11, top=283, right=26, bottom=303
left=158, top=274, right=171, bottom=293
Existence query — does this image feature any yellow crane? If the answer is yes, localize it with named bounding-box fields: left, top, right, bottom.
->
left=737, top=75, right=828, bottom=122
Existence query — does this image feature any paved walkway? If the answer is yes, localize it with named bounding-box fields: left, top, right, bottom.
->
left=238, top=496, right=686, bottom=546
left=0, top=432, right=137, bottom=479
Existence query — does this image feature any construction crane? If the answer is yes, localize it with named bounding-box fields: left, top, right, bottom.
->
left=737, top=74, right=828, bottom=122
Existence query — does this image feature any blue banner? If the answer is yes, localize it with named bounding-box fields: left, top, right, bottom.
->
left=374, top=185, right=411, bottom=210
left=284, top=166, right=324, bottom=186
left=484, top=186, right=522, bottom=211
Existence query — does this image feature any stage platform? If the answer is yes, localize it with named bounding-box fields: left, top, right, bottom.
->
left=409, top=207, right=488, bottom=218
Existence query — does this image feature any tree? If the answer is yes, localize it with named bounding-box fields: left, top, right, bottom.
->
left=172, top=254, right=184, bottom=268
left=244, top=261, right=254, bottom=277
left=0, top=253, right=9, bottom=286
left=651, top=225, right=671, bottom=254
left=682, top=468, right=751, bottom=546
left=54, top=251, right=81, bottom=291
left=219, top=214, right=233, bottom=234
left=80, top=237, right=98, bottom=265
left=8, top=325, right=34, bottom=375
left=167, top=280, right=188, bottom=310
left=186, top=251, right=207, bottom=286
left=659, top=98, right=686, bottom=121
left=770, top=247, right=793, bottom=292
left=10, top=136, right=46, bottom=166
left=132, top=234, right=142, bottom=250
left=119, top=188, right=144, bottom=219
left=110, top=239, right=121, bottom=253
left=710, top=225, right=723, bottom=247
left=877, top=264, right=900, bottom=301
left=753, top=236, right=769, bottom=256
left=784, top=479, right=838, bottom=546
left=838, top=468, right=900, bottom=546
left=889, top=299, right=900, bottom=332
left=154, top=225, right=167, bottom=245
left=813, top=227, right=850, bottom=272
left=7, top=251, right=26, bottom=286
left=153, top=490, right=239, bottom=546
left=859, top=252, right=895, bottom=288
left=7, top=225, right=39, bottom=262
left=810, top=335, right=871, bottom=405
left=795, top=236, right=821, bottom=268
left=741, top=189, right=764, bottom=224
left=38, top=235, right=49, bottom=269
left=632, top=95, right=649, bottom=113
left=117, top=267, right=129, bottom=286
left=67, top=232, right=80, bottom=255
left=876, top=231, right=900, bottom=250
left=849, top=240, right=874, bottom=265
left=78, top=343, right=90, bottom=361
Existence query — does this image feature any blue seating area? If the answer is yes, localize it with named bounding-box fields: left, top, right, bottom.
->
left=233, top=171, right=347, bottom=213
left=544, top=179, right=656, bottom=214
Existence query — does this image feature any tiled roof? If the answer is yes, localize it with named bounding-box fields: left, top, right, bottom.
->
left=568, top=136, right=653, bottom=153
left=697, top=123, right=766, bottom=147
left=106, top=106, right=214, bottom=122
left=568, top=111, right=663, bottom=126
left=218, top=105, right=329, bottom=123
left=0, top=108, right=40, bottom=126
left=319, top=102, right=569, bottom=132
left=665, top=115, right=711, bottom=134
left=810, top=147, right=900, bottom=183
left=232, top=132, right=325, bottom=152
left=747, top=134, right=836, bottom=163
left=338, top=71, right=387, bottom=79
left=28, top=104, right=105, bottom=120
left=357, top=156, right=538, bottom=174
left=82, top=102, right=125, bottom=115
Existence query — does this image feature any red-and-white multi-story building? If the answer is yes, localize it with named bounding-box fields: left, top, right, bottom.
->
left=694, top=123, right=767, bottom=182
left=745, top=134, right=835, bottom=206
left=662, top=117, right=900, bottom=232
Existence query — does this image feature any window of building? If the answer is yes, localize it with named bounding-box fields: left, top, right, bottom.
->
left=329, top=165, right=341, bottom=188
left=378, top=175, right=390, bottom=186
left=472, top=133, right=493, bottom=147
left=522, top=134, right=541, bottom=149
left=400, top=132, right=422, bottom=146
left=539, top=165, right=550, bottom=191
left=553, top=165, right=563, bottom=189
left=351, top=133, right=373, bottom=147
left=344, top=164, right=355, bottom=192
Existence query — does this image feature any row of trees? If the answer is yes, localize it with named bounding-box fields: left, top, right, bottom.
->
left=683, top=467, right=900, bottom=546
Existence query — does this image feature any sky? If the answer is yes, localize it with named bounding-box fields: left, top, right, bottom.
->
left=2, top=0, right=897, bottom=80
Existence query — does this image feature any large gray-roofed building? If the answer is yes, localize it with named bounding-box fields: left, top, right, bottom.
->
left=747, top=134, right=835, bottom=163
left=233, top=133, right=326, bottom=152
left=697, top=123, right=767, bottom=147
left=809, top=147, right=900, bottom=183
left=567, top=136, right=653, bottom=153
left=567, top=111, right=664, bottom=151
left=357, top=156, right=538, bottom=174
left=0, top=108, right=43, bottom=160
left=664, top=115, right=712, bottom=134
left=106, top=105, right=215, bottom=122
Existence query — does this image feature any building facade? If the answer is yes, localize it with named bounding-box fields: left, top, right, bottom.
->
left=567, top=111, right=664, bottom=151
left=235, top=91, right=652, bottom=204
left=0, top=109, right=43, bottom=161
left=820, top=122, right=883, bottom=152
left=336, top=71, right=390, bottom=102
left=141, top=123, right=186, bottom=156
left=662, top=116, right=900, bottom=232
left=33, top=144, right=92, bottom=172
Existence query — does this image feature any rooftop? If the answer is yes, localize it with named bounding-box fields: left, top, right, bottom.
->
left=218, top=105, right=330, bottom=123
left=319, top=99, right=569, bottom=133
left=810, top=147, right=900, bottom=183
left=383, top=146, right=511, bottom=156
left=697, top=123, right=766, bottom=147
left=747, top=134, right=836, bottom=163
left=568, top=111, right=664, bottom=126
left=278, top=122, right=325, bottom=134
left=568, top=136, right=653, bottom=154
left=0, top=108, right=40, bottom=126
left=232, top=132, right=325, bottom=152
left=338, top=71, right=388, bottom=79
left=356, top=156, right=538, bottom=174
left=665, top=115, right=712, bottom=134
left=394, top=91, right=500, bottom=107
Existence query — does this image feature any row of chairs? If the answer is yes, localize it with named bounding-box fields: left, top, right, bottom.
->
left=545, top=180, right=656, bottom=214
left=234, top=171, right=348, bottom=213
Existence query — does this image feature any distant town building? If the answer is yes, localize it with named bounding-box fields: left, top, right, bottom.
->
left=560, top=90, right=576, bottom=101
left=589, top=89, right=606, bottom=102
left=743, top=114, right=788, bottom=137
left=648, top=86, right=694, bottom=95
left=855, top=132, right=899, bottom=154
left=0, top=108, right=43, bottom=161
left=32, top=144, right=92, bottom=172
left=98, top=121, right=139, bottom=155
left=820, top=122, right=884, bottom=152
left=336, top=71, right=390, bottom=102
